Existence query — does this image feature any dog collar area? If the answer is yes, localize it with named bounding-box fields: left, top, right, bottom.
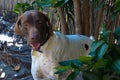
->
left=32, top=50, right=43, bottom=56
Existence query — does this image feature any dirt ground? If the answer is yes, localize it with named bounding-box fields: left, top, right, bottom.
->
left=0, top=47, right=33, bottom=80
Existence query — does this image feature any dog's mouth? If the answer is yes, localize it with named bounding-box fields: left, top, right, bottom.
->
left=30, top=42, right=41, bottom=51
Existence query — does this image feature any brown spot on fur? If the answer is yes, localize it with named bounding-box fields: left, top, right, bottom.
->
left=36, top=70, right=44, bottom=78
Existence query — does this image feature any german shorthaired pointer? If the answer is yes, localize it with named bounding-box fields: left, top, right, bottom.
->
left=14, top=10, right=92, bottom=80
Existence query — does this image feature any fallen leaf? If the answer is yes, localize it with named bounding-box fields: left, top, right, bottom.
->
left=13, top=64, right=21, bottom=71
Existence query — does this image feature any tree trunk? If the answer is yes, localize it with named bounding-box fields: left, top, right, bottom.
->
left=90, top=1, right=95, bottom=36
left=73, top=0, right=82, bottom=34
left=83, top=0, right=90, bottom=36
left=57, top=7, right=69, bottom=34
left=94, top=0, right=104, bottom=40
left=95, top=8, right=104, bottom=39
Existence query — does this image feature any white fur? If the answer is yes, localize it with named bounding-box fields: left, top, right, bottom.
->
left=31, top=32, right=92, bottom=80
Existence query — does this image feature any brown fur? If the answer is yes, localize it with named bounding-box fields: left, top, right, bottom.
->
left=14, top=10, right=53, bottom=50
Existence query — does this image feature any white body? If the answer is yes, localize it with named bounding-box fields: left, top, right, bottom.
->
left=31, top=32, right=92, bottom=80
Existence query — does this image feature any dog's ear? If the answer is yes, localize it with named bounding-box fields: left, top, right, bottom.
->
left=42, top=12, right=53, bottom=36
left=14, top=15, right=24, bottom=35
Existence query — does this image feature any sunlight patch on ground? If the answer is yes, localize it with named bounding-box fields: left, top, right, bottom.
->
left=0, top=34, right=13, bottom=42
left=0, top=35, right=23, bottom=46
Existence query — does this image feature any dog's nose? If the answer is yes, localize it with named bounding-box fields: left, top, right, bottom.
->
left=30, top=34, right=38, bottom=40
left=31, top=37, right=36, bottom=40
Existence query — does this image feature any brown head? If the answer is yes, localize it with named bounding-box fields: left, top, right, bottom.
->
left=14, top=10, right=53, bottom=51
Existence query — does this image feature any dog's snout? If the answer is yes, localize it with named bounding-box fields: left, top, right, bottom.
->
left=31, top=36, right=36, bottom=40
left=30, top=33, right=38, bottom=40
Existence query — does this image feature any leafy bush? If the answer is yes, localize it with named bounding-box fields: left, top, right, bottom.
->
left=13, top=0, right=69, bottom=14
left=13, top=1, right=43, bottom=14
left=56, top=26, right=120, bottom=80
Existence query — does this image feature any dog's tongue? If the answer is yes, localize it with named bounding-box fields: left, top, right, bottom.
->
left=30, top=43, right=40, bottom=51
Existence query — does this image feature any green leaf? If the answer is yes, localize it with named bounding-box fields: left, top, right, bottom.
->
left=13, top=10, right=20, bottom=14
left=15, top=3, right=22, bottom=7
left=89, top=51, right=96, bottom=56
left=83, top=72, right=99, bottom=80
left=109, top=59, right=120, bottom=73
left=113, top=27, right=120, bottom=40
left=108, top=44, right=120, bottom=62
left=71, top=62, right=80, bottom=70
left=55, top=66, right=71, bottom=70
left=97, top=43, right=108, bottom=60
left=13, top=2, right=34, bottom=14
left=43, top=0, right=57, bottom=4
left=37, top=2, right=52, bottom=7
left=66, top=71, right=80, bottom=80
left=36, top=0, right=69, bottom=7
left=59, top=59, right=82, bottom=66
left=36, top=0, right=55, bottom=7
left=92, top=59, right=106, bottom=69
left=113, top=6, right=120, bottom=14
left=56, top=60, right=82, bottom=74
left=71, top=59, right=82, bottom=68
left=79, top=56, right=93, bottom=64
left=55, top=66, right=71, bottom=74
left=90, top=40, right=104, bottom=52
left=58, top=60, right=72, bottom=66
left=13, top=3, right=22, bottom=14
left=55, top=70, right=65, bottom=74
left=99, top=26, right=111, bottom=41
left=53, top=0, right=69, bottom=7
left=114, top=0, right=120, bottom=5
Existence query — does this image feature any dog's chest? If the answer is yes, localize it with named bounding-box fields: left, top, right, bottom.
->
left=31, top=50, right=56, bottom=79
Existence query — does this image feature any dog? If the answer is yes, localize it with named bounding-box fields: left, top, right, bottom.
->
left=14, top=10, right=92, bottom=80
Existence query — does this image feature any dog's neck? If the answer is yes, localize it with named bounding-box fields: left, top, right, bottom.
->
left=41, top=32, right=50, bottom=46
left=39, top=33, right=56, bottom=53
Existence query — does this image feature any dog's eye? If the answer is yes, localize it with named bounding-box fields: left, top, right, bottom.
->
left=23, top=23, right=29, bottom=29
left=21, top=23, right=29, bottom=31
left=24, top=23, right=29, bottom=27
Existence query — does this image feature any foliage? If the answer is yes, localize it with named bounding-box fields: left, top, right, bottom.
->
left=95, top=0, right=120, bottom=19
left=13, top=1, right=43, bottom=14
left=13, top=0, right=69, bottom=14
left=13, top=0, right=120, bottom=79
left=112, top=0, right=120, bottom=16
left=56, top=26, right=120, bottom=80
left=34, top=0, right=69, bottom=7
